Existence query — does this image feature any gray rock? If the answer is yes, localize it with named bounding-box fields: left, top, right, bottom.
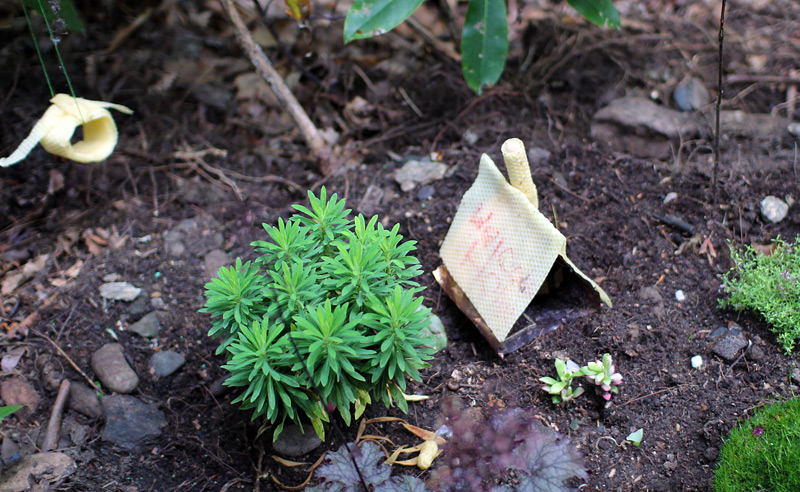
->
left=204, top=249, right=232, bottom=278
left=68, top=382, right=103, bottom=419
left=127, top=295, right=150, bottom=316
left=1, top=435, right=20, bottom=465
left=149, top=351, right=186, bottom=378
left=712, top=333, right=749, bottom=362
left=99, top=282, right=141, bottom=302
left=272, top=424, right=322, bottom=456
left=673, top=77, right=710, bottom=111
left=209, top=375, right=232, bottom=397
left=91, top=343, right=139, bottom=394
left=101, top=395, right=166, bottom=450
left=760, top=196, right=789, bottom=223
left=0, top=452, right=75, bottom=492
left=393, top=159, right=449, bottom=192
left=129, top=311, right=161, bottom=338
left=417, top=185, right=435, bottom=201
left=709, top=327, right=728, bottom=340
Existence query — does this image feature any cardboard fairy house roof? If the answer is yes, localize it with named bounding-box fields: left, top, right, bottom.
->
left=434, top=138, right=611, bottom=355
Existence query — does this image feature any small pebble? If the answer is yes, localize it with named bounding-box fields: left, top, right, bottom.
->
left=129, top=311, right=161, bottom=338
left=675, top=290, right=686, bottom=302
left=149, top=351, right=186, bottom=378
left=664, top=192, right=678, bottom=204
left=68, top=382, right=103, bottom=419
left=760, top=196, right=789, bottom=223
left=691, top=355, right=703, bottom=369
left=271, top=424, right=322, bottom=457
left=91, top=343, right=139, bottom=394
left=99, top=282, right=141, bottom=302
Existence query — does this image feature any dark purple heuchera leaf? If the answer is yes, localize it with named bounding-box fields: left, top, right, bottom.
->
left=307, top=440, right=428, bottom=492
left=380, top=475, right=430, bottom=492
left=510, top=421, right=588, bottom=492
left=314, top=441, right=391, bottom=489
left=437, top=399, right=586, bottom=492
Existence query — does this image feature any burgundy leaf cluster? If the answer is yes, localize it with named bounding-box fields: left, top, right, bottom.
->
left=430, top=399, right=587, bottom=492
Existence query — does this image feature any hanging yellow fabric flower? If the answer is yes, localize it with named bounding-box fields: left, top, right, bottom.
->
left=0, top=94, right=133, bottom=167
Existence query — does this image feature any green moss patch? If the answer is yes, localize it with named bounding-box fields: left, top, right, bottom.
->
left=714, top=397, right=800, bottom=492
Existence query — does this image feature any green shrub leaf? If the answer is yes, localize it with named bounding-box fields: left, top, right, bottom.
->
left=344, top=0, right=425, bottom=43
left=566, top=0, right=620, bottom=29
left=461, top=0, right=509, bottom=95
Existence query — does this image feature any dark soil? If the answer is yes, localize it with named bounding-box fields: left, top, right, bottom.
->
left=1, top=1, right=799, bottom=491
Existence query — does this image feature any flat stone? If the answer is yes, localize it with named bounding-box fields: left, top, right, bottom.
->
left=272, top=424, right=322, bottom=456
left=127, top=295, right=150, bottom=316
left=393, top=159, right=449, bottom=192
left=149, top=351, right=186, bottom=377
left=101, top=395, right=166, bottom=450
left=99, top=282, right=141, bottom=302
left=712, top=333, right=749, bottom=362
left=129, top=311, right=161, bottom=338
left=0, top=378, right=40, bottom=420
left=68, top=382, right=103, bottom=419
left=760, top=196, right=789, bottom=223
left=1, top=435, right=20, bottom=465
left=709, top=327, right=728, bottom=340
left=417, top=185, right=435, bottom=201
left=204, top=249, right=232, bottom=278
left=0, top=452, right=75, bottom=492
left=91, top=343, right=139, bottom=394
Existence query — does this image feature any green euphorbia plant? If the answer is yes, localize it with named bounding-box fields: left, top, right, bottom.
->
left=202, top=188, right=437, bottom=441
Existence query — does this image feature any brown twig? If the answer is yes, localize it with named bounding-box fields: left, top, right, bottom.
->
left=619, top=385, right=684, bottom=407
left=219, top=0, right=336, bottom=174
left=726, top=74, right=800, bottom=84
left=42, top=379, right=70, bottom=451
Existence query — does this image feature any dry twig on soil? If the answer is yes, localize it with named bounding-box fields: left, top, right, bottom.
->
left=43, top=379, right=70, bottom=451
left=219, top=0, right=337, bottom=175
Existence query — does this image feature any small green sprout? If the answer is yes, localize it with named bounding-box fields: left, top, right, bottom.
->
left=626, top=428, right=644, bottom=447
left=583, top=353, right=623, bottom=402
left=540, top=359, right=584, bottom=404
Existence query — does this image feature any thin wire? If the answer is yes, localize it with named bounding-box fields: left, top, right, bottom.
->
left=712, top=0, right=727, bottom=202
left=34, top=0, right=83, bottom=122
left=22, top=1, right=54, bottom=97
